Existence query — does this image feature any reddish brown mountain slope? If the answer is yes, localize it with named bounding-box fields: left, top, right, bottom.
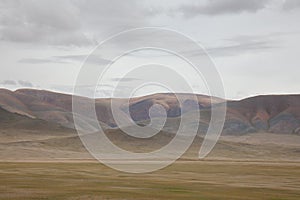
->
left=225, top=95, right=300, bottom=134
left=0, top=88, right=299, bottom=135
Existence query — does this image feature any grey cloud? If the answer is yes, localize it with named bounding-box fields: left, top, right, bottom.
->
left=282, top=0, right=300, bottom=10
left=54, top=55, right=111, bottom=65
left=207, top=34, right=278, bottom=57
left=1, top=80, right=17, bottom=85
left=207, top=41, right=274, bottom=57
left=19, top=54, right=110, bottom=65
left=50, top=84, right=110, bottom=95
left=0, top=0, right=91, bottom=46
left=182, top=33, right=284, bottom=57
left=50, top=85, right=73, bottom=94
left=18, top=80, right=33, bottom=87
left=52, top=83, right=131, bottom=98
left=173, top=40, right=275, bottom=58
left=178, top=0, right=270, bottom=17
left=110, top=78, right=140, bottom=82
left=126, top=33, right=279, bottom=58
left=0, top=79, right=34, bottom=87
left=53, top=55, right=88, bottom=62
left=0, top=0, right=151, bottom=46
left=19, top=58, right=67, bottom=64
left=52, top=83, right=135, bottom=98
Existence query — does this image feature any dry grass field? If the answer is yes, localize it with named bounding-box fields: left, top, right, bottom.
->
left=1, top=121, right=300, bottom=199
left=0, top=161, right=300, bottom=200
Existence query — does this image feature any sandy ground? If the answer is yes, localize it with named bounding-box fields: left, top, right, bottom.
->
left=221, top=133, right=300, bottom=147
left=0, top=131, right=299, bottom=162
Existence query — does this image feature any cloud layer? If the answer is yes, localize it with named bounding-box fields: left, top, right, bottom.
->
left=0, top=0, right=150, bottom=46
left=178, top=0, right=270, bottom=17
left=0, top=0, right=300, bottom=99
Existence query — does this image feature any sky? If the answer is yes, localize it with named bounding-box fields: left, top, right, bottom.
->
left=0, top=0, right=300, bottom=99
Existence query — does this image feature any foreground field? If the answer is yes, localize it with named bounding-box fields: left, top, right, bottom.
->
left=0, top=161, right=300, bottom=200
left=1, top=120, right=299, bottom=200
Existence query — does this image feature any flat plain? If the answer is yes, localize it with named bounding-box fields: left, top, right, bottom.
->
left=0, top=161, right=300, bottom=200
left=1, top=130, right=300, bottom=200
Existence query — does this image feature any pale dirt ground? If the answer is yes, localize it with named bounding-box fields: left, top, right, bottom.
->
left=0, top=131, right=299, bottom=162
left=221, top=133, right=300, bottom=147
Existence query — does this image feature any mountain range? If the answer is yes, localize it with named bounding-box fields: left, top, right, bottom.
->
left=0, top=88, right=300, bottom=135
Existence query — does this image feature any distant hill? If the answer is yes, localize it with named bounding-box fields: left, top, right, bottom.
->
left=0, top=88, right=299, bottom=135
left=225, top=95, right=300, bottom=134
left=0, top=106, right=72, bottom=133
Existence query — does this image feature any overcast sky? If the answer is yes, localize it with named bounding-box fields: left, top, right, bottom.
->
left=0, top=0, right=300, bottom=99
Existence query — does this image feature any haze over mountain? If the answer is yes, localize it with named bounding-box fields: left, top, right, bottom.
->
left=0, top=88, right=299, bottom=135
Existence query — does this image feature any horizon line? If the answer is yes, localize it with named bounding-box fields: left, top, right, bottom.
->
left=1, top=87, right=300, bottom=101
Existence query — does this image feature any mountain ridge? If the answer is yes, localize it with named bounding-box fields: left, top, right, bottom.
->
left=0, top=88, right=300, bottom=135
